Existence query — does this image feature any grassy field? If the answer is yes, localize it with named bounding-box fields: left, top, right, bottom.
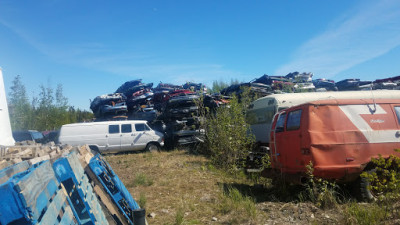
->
left=105, top=150, right=400, bottom=225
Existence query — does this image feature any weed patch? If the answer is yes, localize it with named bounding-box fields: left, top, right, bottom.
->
left=298, top=162, right=340, bottom=209
left=132, top=173, right=154, bottom=187
left=219, top=185, right=257, bottom=219
left=138, top=192, right=146, bottom=209
left=343, top=202, right=386, bottom=225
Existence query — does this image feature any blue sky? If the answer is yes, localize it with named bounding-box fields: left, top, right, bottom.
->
left=0, top=0, right=399, bottom=110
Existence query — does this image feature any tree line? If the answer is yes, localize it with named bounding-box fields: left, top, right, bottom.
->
left=8, top=75, right=94, bottom=131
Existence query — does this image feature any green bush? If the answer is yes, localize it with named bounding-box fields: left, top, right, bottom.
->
left=361, top=154, right=400, bottom=202
left=198, top=88, right=255, bottom=171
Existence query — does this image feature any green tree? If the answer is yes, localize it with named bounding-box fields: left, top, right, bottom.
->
left=8, top=75, right=32, bottom=130
left=9, top=75, right=94, bottom=131
left=210, top=79, right=240, bottom=94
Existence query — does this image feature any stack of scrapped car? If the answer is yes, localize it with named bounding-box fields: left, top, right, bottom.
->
left=252, top=74, right=295, bottom=92
left=115, top=80, right=155, bottom=121
left=183, top=82, right=207, bottom=93
left=335, top=78, right=360, bottom=91
left=374, top=76, right=400, bottom=90
left=160, top=91, right=203, bottom=148
left=221, top=82, right=272, bottom=99
left=90, top=93, right=128, bottom=119
left=313, top=78, right=337, bottom=91
left=285, top=72, right=315, bottom=92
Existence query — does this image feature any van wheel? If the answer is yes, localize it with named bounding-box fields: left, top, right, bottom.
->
left=89, top=145, right=101, bottom=155
left=353, top=169, right=377, bottom=202
left=146, top=143, right=160, bottom=153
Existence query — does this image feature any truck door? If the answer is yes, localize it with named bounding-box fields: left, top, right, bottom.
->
left=107, top=124, right=121, bottom=151
left=274, top=109, right=303, bottom=173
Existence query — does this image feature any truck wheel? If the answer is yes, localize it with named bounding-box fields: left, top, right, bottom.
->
left=353, top=169, right=377, bottom=202
left=145, top=143, right=160, bottom=153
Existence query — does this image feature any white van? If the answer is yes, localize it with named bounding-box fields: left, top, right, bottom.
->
left=58, top=120, right=164, bottom=153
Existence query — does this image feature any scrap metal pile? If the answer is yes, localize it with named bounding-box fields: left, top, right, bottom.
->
left=90, top=80, right=217, bottom=148
left=89, top=72, right=400, bottom=148
left=0, top=143, right=146, bottom=225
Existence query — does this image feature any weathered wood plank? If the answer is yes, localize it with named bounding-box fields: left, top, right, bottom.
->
left=0, top=160, right=30, bottom=185
left=29, top=155, right=50, bottom=166
left=15, top=161, right=58, bottom=221
left=39, top=188, right=66, bottom=225
left=59, top=204, right=77, bottom=225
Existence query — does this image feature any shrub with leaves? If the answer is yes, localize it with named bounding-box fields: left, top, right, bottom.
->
left=198, top=88, right=255, bottom=171
left=361, top=154, right=400, bottom=202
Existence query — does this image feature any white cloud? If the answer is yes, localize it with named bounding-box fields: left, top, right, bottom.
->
left=275, top=0, right=400, bottom=78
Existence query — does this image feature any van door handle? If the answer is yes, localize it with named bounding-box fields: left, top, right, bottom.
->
left=106, top=135, right=108, bottom=137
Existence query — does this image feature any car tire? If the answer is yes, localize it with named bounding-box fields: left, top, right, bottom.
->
left=145, top=143, right=160, bottom=153
left=353, top=169, right=377, bottom=202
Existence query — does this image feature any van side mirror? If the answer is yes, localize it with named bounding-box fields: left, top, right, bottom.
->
left=275, top=127, right=284, bottom=133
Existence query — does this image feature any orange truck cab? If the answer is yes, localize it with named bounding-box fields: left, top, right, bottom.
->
left=268, top=98, right=400, bottom=184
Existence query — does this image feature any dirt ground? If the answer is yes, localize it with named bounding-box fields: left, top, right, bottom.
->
left=104, top=150, right=376, bottom=225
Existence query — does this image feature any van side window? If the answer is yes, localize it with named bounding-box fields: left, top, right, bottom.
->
left=395, top=107, right=400, bottom=125
left=286, top=110, right=302, bottom=131
left=109, top=125, right=120, bottom=134
left=275, top=113, right=286, bottom=133
left=135, top=124, right=146, bottom=132
left=121, top=124, right=132, bottom=133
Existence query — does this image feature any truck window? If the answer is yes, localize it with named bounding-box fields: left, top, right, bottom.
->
left=109, top=125, right=120, bottom=134
left=286, top=110, right=302, bottom=131
left=121, top=124, right=132, bottom=133
left=395, top=106, right=400, bottom=125
left=275, top=113, right=286, bottom=133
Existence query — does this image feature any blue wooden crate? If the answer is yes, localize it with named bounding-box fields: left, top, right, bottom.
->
left=88, top=154, right=141, bottom=224
left=0, top=160, right=78, bottom=225
left=0, top=160, right=30, bottom=185
left=53, top=151, right=108, bottom=225
left=38, top=188, right=78, bottom=225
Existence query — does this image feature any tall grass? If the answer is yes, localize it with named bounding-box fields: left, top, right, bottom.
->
left=219, top=186, right=257, bottom=219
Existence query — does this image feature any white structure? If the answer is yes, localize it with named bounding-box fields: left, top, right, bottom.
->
left=0, top=68, right=15, bottom=146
